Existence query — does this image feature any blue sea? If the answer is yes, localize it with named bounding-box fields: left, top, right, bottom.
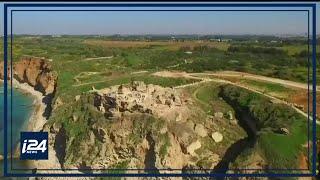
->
left=0, top=84, right=35, bottom=178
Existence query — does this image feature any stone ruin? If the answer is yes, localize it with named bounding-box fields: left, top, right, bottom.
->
left=92, top=81, right=188, bottom=120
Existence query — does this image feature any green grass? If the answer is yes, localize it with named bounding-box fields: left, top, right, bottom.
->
left=221, top=84, right=309, bottom=169
left=6, top=35, right=318, bottom=88
left=257, top=119, right=307, bottom=169
left=193, top=83, right=235, bottom=115
left=190, top=83, right=247, bottom=159
left=239, top=79, right=297, bottom=100
left=277, top=44, right=320, bottom=56
left=125, top=53, right=145, bottom=66
left=242, top=79, right=291, bottom=93
left=54, top=70, right=199, bottom=102
left=278, top=44, right=308, bottom=56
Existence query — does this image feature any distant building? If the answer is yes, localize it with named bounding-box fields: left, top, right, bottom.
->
left=170, top=36, right=177, bottom=42
left=210, top=38, right=221, bottom=42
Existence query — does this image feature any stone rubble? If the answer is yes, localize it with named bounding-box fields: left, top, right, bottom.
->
left=92, top=81, right=189, bottom=121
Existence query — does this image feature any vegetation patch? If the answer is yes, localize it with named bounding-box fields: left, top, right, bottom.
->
left=220, top=84, right=308, bottom=169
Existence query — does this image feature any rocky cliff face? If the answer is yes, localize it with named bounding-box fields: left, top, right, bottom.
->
left=44, top=82, right=227, bottom=172
left=0, top=57, right=57, bottom=95
left=0, top=61, right=11, bottom=80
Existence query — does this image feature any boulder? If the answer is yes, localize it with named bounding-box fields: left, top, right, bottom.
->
left=227, top=111, right=233, bottom=120
left=211, top=132, right=223, bottom=143
left=75, top=95, right=81, bottom=101
left=186, top=140, right=201, bottom=156
left=72, top=114, right=78, bottom=122
left=279, top=127, right=290, bottom=135
left=194, top=124, right=207, bottom=137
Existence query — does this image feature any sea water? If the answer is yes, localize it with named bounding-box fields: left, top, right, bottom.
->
left=0, top=84, right=35, bottom=178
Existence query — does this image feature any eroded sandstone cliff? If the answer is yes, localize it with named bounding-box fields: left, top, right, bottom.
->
left=0, top=57, right=57, bottom=95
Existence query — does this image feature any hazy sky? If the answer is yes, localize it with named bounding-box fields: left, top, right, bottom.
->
left=0, top=3, right=319, bottom=35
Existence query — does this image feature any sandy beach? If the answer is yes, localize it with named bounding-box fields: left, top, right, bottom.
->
left=1, top=79, right=89, bottom=178
left=11, top=79, right=47, bottom=132
left=0, top=79, right=64, bottom=173
left=1, top=78, right=47, bottom=132
left=5, top=79, right=90, bottom=178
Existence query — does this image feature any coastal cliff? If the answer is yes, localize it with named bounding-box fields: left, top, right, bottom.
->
left=44, top=82, right=230, bottom=171
left=0, top=57, right=57, bottom=96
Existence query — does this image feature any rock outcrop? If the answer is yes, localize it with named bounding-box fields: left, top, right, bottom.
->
left=0, top=57, right=57, bottom=95
left=194, top=124, right=208, bottom=137
left=44, top=82, right=218, bottom=171
left=0, top=62, right=11, bottom=80
left=14, top=57, right=57, bottom=95
left=92, top=81, right=189, bottom=121
left=186, top=140, right=201, bottom=156
left=43, top=82, right=244, bottom=172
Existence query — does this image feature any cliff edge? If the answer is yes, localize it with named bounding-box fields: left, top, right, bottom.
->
left=0, top=57, right=57, bottom=95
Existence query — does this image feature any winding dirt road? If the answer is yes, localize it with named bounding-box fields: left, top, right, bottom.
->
left=192, top=71, right=319, bottom=92
left=153, top=70, right=319, bottom=124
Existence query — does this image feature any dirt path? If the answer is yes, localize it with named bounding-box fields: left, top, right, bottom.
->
left=131, top=70, right=148, bottom=75
left=153, top=71, right=319, bottom=124
left=83, top=56, right=113, bottom=61
left=72, top=79, right=111, bottom=87
left=193, top=71, right=319, bottom=92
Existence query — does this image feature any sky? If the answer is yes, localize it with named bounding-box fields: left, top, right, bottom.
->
left=0, top=3, right=319, bottom=35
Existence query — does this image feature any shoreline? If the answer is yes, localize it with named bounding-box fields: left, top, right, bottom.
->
left=0, top=79, right=47, bottom=132
left=1, top=79, right=87, bottom=176
left=0, top=79, right=63, bottom=172
left=11, top=79, right=47, bottom=132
